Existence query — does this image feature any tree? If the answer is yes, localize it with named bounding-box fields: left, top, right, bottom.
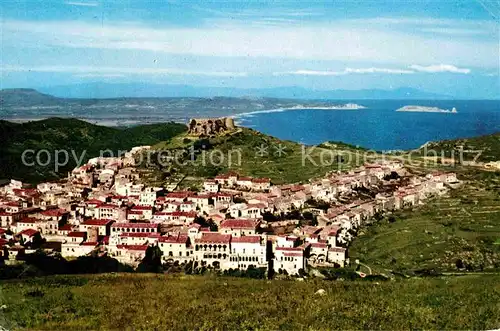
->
left=30, top=232, right=45, bottom=249
left=137, top=245, right=163, bottom=273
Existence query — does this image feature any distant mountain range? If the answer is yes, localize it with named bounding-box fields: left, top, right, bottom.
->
left=32, top=83, right=453, bottom=100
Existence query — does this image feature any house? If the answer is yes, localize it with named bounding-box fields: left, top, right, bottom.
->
left=273, top=247, right=305, bottom=275
left=96, top=204, right=127, bottom=221
left=252, top=178, right=271, bottom=191
left=309, top=242, right=328, bottom=263
left=220, top=219, right=259, bottom=237
left=241, top=203, right=266, bottom=219
left=180, top=201, right=195, bottom=213
left=188, top=195, right=211, bottom=213
left=139, top=187, right=161, bottom=206
left=17, top=229, right=40, bottom=244
left=114, top=232, right=161, bottom=246
left=236, top=177, right=253, bottom=189
left=66, top=231, right=87, bottom=244
left=79, top=219, right=114, bottom=236
left=112, top=244, right=149, bottom=265
left=61, top=241, right=98, bottom=258
left=110, top=222, right=159, bottom=236
left=327, top=247, right=347, bottom=266
left=193, top=233, right=231, bottom=269
left=154, top=211, right=197, bottom=225
left=158, top=234, right=192, bottom=262
left=229, top=235, right=267, bottom=269
left=203, top=180, right=219, bottom=193
left=0, top=211, right=20, bottom=228
left=129, top=205, right=154, bottom=220
left=58, top=224, right=75, bottom=236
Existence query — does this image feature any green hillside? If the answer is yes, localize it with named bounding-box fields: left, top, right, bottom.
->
left=1, top=273, right=499, bottom=330
left=145, top=128, right=364, bottom=186
left=0, top=118, right=187, bottom=183
left=417, top=132, right=500, bottom=163
left=350, top=171, right=500, bottom=274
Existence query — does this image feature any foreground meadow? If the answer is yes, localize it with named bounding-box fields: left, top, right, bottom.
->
left=1, top=273, right=499, bottom=330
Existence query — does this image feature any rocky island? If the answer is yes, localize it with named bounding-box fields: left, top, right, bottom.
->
left=396, top=105, right=457, bottom=113
left=289, top=103, right=366, bottom=110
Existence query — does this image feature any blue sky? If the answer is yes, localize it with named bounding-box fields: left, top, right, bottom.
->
left=1, top=0, right=499, bottom=98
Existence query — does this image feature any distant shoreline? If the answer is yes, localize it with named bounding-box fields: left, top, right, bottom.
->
left=396, top=105, right=457, bottom=113
left=233, top=104, right=367, bottom=119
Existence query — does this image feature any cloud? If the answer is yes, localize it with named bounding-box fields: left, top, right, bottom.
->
left=1, top=65, right=248, bottom=77
left=1, top=19, right=498, bottom=68
left=74, top=73, right=126, bottom=78
left=65, top=1, right=99, bottom=7
left=409, top=64, right=471, bottom=74
left=275, top=67, right=415, bottom=76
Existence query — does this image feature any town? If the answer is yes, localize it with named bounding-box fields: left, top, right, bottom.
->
left=0, top=141, right=460, bottom=277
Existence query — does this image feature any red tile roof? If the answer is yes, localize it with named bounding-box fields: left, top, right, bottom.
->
left=80, top=241, right=98, bottom=246
left=86, top=199, right=103, bottom=205
left=231, top=236, right=261, bottom=244
left=220, top=219, right=258, bottom=229
left=19, top=229, right=39, bottom=237
left=329, top=247, right=346, bottom=253
left=41, top=209, right=68, bottom=217
left=197, top=233, right=231, bottom=244
left=111, top=222, right=158, bottom=229
left=19, top=217, right=38, bottom=224
left=116, top=244, right=149, bottom=251
left=82, top=219, right=114, bottom=226
left=311, top=242, right=327, bottom=248
left=131, top=206, right=153, bottom=210
left=98, top=204, right=119, bottom=209
left=67, top=231, right=87, bottom=238
left=58, top=224, right=74, bottom=231
left=252, top=178, right=270, bottom=183
left=158, top=234, right=189, bottom=244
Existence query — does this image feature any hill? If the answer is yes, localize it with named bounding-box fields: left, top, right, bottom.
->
left=143, top=128, right=364, bottom=187
left=0, top=118, right=187, bottom=183
left=1, top=273, right=499, bottom=330
left=0, top=88, right=377, bottom=124
left=416, top=132, right=500, bottom=163
left=37, top=83, right=452, bottom=99
left=349, top=170, right=500, bottom=274
left=0, top=88, right=63, bottom=107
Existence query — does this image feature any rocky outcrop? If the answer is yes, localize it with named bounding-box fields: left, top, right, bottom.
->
left=188, top=117, right=236, bottom=136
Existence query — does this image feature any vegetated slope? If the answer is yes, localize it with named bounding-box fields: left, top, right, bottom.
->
left=1, top=273, right=499, bottom=330
left=147, top=128, right=365, bottom=186
left=417, top=132, right=500, bottom=162
left=0, top=118, right=187, bottom=183
left=0, top=88, right=63, bottom=108
left=349, top=171, right=500, bottom=273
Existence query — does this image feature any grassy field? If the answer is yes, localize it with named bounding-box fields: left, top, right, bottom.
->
left=148, top=128, right=368, bottom=186
left=350, top=171, right=500, bottom=273
left=1, top=273, right=499, bottom=330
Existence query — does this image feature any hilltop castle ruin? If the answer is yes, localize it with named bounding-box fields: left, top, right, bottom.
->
left=188, top=117, right=236, bottom=136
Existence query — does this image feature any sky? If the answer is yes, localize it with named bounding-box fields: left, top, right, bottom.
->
left=1, top=0, right=499, bottom=98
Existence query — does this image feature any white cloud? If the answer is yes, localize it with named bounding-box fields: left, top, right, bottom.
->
left=409, top=64, right=471, bottom=74
left=1, top=19, right=498, bottom=68
left=65, top=1, right=99, bottom=7
left=1, top=65, right=248, bottom=77
left=275, top=67, right=415, bottom=76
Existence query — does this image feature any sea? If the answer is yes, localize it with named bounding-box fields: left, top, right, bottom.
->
left=234, top=100, right=500, bottom=151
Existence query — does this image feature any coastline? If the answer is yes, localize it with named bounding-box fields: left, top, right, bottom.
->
left=232, top=104, right=367, bottom=119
